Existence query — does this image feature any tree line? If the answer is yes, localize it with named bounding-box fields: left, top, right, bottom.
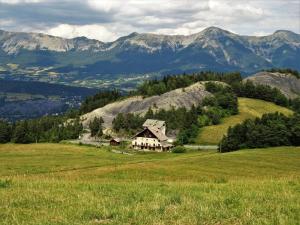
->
left=135, top=71, right=242, bottom=97
left=220, top=112, right=300, bottom=152
left=0, top=116, right=82, bottom=144
left=264, top=68, right=300, bottom=78
left=232, top=80, right=300, bottom=113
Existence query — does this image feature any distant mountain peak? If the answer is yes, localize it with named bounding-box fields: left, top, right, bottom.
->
left=272, top=29, right=300, bottom=41
left=200, top=26, right=232, bottom=36
left=129, top=32, right=139, bottom=37
left=274, top=30, right=297, bottom=35
left=115, top=32, right=140, bottom=42
left=0, top=27, right=299, bottom=76
left=73, top=36, right=90, bottom=41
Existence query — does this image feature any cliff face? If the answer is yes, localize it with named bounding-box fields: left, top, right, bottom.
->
left=244, top=72, right=300, bottom=99
left=81, top=82, right=212, bottom=129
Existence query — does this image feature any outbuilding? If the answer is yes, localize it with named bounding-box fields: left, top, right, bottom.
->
left=110, top=138, right=122, bottom=146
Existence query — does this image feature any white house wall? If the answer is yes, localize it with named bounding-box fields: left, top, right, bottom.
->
left=132, top=137, right=163, bottom=151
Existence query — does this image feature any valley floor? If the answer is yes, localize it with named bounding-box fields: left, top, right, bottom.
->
left=0, top=144, right=299, bottom=224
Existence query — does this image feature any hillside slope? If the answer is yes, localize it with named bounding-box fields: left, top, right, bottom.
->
left=81, top=82, right=211, bottom=129
left=244, top=72, right=300, bottom=99
left=196, top=97, right=293, bottom=144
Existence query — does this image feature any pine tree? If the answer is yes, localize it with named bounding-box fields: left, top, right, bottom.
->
left=12, top=121, right=32, bottom=143
left=0, top=120, right=11, bottom=143
left=89, top=117, right=104, bottom=137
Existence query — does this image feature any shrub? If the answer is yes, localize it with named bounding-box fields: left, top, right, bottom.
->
left=172, top=146, right=187, bottom=153
left=0, top=179, right=12, bottom=188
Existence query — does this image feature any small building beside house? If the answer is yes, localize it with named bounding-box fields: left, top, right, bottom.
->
left=110, top=138, right=122, bottom=146
left=132, top=119, right=173, bottom=151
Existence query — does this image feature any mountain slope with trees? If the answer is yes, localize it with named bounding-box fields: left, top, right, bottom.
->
left=81, top=82, right=212, bottom=129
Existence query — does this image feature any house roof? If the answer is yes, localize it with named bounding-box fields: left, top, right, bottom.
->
left=143, top=119, right=165, bottom=129
left=148, top=126, right=168, bottom=141
left=133, top=127, right=168, bottom=142
left=111, top=138, right=121, bottom=142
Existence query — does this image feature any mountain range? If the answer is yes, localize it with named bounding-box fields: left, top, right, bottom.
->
left=0, top=27, right=299, bottom=88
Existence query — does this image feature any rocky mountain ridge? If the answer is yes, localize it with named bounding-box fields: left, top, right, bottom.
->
left=0, top=27, right=299, bottom=79
left=1, top=27, right=299, bottom=55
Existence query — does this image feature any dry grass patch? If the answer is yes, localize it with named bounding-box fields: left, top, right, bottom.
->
left=196, top=98, right=293, bottom=144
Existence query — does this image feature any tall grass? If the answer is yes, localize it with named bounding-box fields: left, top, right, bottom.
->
left=0, top=143, right=299, bottom=224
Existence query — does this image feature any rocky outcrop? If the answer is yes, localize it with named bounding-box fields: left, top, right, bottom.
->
left=244, top=72, right=300, bottom=99
left=81, top=82, right=211, bottom=129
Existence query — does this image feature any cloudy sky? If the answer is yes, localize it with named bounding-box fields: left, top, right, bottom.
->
left=0, top=0, right=299, bottom=42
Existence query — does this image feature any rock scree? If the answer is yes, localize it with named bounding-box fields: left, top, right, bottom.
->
left=244, top=72, right=300, bottom=99
left=81, top=82, right=212, bottom=129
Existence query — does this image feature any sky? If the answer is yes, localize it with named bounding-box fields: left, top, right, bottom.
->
left=0, top=0, right=299, bottom=42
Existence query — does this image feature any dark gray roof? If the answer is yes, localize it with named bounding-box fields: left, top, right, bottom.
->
left=143, top=119, right=165, bottom=129
left=133, top=127, right=168, bottom=142
left=111, top=138, right=121, bottom=142
left=147, top=126, right=168, bottom=141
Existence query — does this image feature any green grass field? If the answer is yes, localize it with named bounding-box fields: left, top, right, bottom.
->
left=0, top=143, right=299, bottom=225
left=196, top=98, right=294, bottom=145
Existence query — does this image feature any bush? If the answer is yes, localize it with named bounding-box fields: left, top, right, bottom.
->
left=172, top=146, right=187, bottom=153
left=0, top=179, right=12, bottom=188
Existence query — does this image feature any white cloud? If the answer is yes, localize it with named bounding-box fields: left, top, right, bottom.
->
left=87, top=0, right=209, bottom=16
left=46, top=24, right=118, bottom=42
left=87, top=0, right=121, bottom=13
left=136, top=16, right=179, bottom=26
left=0, top=19, right=15, bottom=27
left=252, top=31, right=270, bottom=36
left=0, top=0, right=299, bottom=41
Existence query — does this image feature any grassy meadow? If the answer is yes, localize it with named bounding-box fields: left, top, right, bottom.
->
left=0, top=143, right=299, bottom=224
left=196, top=97, right=294, bottom=145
